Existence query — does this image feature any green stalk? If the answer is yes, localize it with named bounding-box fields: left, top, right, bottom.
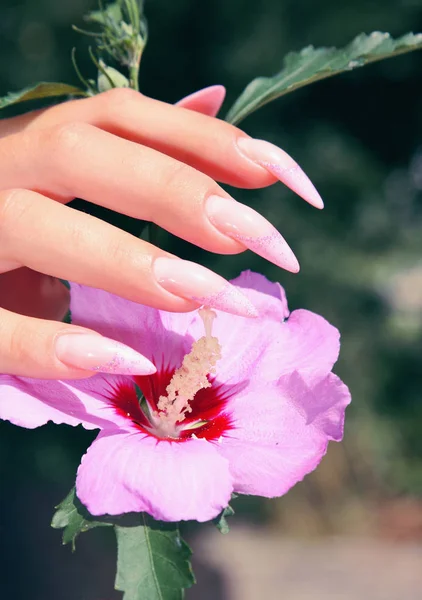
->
left=129, top=59, right=140, bottom=91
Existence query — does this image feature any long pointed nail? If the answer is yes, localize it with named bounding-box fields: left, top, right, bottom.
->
left=176, top=85, right=226, bottom=117
left=236, top=137, right=324, bottom=209
left=55, top=333, right=157, bottom=375
left=206, top=195, right=300, bottom=273
left=153, top=257, right=258, bottom=318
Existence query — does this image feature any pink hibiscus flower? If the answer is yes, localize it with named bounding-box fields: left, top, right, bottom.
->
left=0, top=271, right=350, bottom=522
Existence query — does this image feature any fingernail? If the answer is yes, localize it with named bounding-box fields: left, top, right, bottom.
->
left=176, top=85, right=226, bottom=117
left=153, top=257, right=258, bottom=318
left=236, top=137, right=324, bottom=209
left=206, top=195, right=300, bottom=273
left=55, top=333, right=157, bottom=375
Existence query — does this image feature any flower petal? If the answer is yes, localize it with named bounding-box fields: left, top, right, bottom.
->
left=0, top=374, right=135, bottom=430
left=184, top=306, right=340, bottom=389
left=258, top=309, right=341, bottom=380
left=0, top=376, right=92, bottom=429
left=218, top=372, right=351, bottom=497
left=175, top=271, right=340, bottom=386
left=230, top=270, right=289, bottom=320
left=70, top=283, right=195, bottom=371
left=76, top=429, right=233, bottom=522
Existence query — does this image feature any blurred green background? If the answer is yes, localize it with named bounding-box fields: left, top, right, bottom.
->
left=1, top=0, right=422, bottom=598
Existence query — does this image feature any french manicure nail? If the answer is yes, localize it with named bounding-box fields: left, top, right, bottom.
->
left=176, top=85, right=226, bottom=117
left=153, top=257, right=258, bottom=318
left=236, top=137, right=324, bottom=209
left=206, top=195, right=300, bottom=273
left=55, top=333, right=157, bottom=375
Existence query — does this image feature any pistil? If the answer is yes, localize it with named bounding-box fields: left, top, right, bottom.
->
left=148, top=307, right=222, bottom=439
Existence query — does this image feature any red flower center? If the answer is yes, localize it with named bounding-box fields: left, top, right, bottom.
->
left=107, top=366, right=238, bottom=442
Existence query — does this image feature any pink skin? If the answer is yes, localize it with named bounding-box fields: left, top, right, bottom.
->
left=0, top=85, right=322, bottom=380
left=0, top=271, right=351, bottom=522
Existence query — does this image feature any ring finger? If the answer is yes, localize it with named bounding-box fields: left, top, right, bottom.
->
left=0, top=188, right=258, bottom=317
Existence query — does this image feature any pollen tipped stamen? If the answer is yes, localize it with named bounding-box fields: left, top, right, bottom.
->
left=147, top=307, right=222, bottom=439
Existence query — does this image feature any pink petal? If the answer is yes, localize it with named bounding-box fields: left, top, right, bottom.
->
left=258, top=309, right=341, bottom=380
left=0, top=376, right=92, bottom=429
left=230, top=270, right=289, bottom=320
left=175, top=85, right=226, bottom=117
left=184, top=271, right=339, bottom=386
left=70, top=283, right=195, bottom=372
left=210, top=308, right=339, bottom=385
left=187, top=308, right=339, bottom=388
left=0, top=374, right=133, bottom=430
left=70, top=272, right=338, bottom=387
left=218, top=373, right=351, bottom=497
left=76, top=429, right=233, bottom=522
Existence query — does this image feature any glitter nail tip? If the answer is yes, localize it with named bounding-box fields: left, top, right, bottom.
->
left=236, top=137, right=324, bottom=209
left=262, top=161, right=324, bottom=209
left=55, top=333, right=157, bottom=376
left=206, top=195, right=300, bottom=273
left=191, top=282, right=259, bottom=318
left=232, top=230, right=300, bottom=274
left=153, top=257, right=258, bottom=318
left=90, top=340, right=157, bottom=376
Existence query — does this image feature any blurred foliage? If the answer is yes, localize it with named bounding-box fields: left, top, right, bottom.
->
left=1, top=0, right=422, bottom=598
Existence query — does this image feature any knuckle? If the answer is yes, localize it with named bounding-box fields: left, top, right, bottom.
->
left=43, top=122, right=93, bottom=183
left=100, top=87, right=142, bottom=112
left=48, top=121, right=91, bottom=158
left=0, top=189, right=31, bottom=239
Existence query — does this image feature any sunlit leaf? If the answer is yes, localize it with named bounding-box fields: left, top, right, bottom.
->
left=226, top=31, right=422, bottom=125
left=115, top=515, right=194, bottom=600
left=0, top=82, right=86, bottom=110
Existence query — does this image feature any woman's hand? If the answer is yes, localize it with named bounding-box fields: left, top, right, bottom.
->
left=0, top=85, right=322, bottom=379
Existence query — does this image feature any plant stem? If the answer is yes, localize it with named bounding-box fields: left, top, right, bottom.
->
left=129, top=62, right=140, bottom=91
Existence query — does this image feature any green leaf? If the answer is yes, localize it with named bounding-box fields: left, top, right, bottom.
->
left=62, top=309, right=72, bottom=324
left=225, top=31, right=422, bottom=125
left=115, top=515, right=195, bottom=600
left=0, top=82, right=86, bottom=110
left=51, top=487, right=112, bottom=550
left=213, top=503, right=235, bottom=535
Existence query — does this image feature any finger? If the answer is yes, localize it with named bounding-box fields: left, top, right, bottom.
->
left=0, top=268, right=69, bottom=320
left=0, top=84, right=225, bottom=141
left=0, top=122, right=301, bottom=271
left=0, top=307, right=157, bottom=378
left=5, top=89, right=322, bottom=206
left=175, top=85, right=226, bottom=117
left=0, top=189, right=258, bottom=318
